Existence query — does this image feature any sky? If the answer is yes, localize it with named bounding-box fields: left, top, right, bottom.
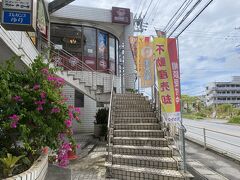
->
left=50, top=0, right=240, bottom=96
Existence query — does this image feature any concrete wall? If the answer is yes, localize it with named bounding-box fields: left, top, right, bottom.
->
left=63, top=74, right=120, bottom=133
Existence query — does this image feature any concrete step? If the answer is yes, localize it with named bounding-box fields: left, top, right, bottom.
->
left=114, top=104, right=152, bottom=109
left=112, top=145, right=172, bottom=157
left=115, top=101, right=150, bottom=105
left=114, top=130, right=164, bottom=138
left=114, top=117, right=158, bottom=124
left=112, top=154, right=178, bottom=170
left=115, top=112, right=155, bottom=117
left=115, top=94, right=143, bottom=98
left=114, top=108, right=153, bottom=112
left=113, top=137, right=168, bottom=147
left=114, top=123, right=161, bottom=130
left=106, top=164, right=186, bottom=180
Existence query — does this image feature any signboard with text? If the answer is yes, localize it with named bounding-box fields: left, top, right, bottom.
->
left=112, top=7, right=130, bottom=25
left=153, top=37, right=181, bottom=122
left=3, top=0, right=32, bottom=11
left=1, top=0, right=36, bottom=31
left=2, top=10, right=31, bottom=25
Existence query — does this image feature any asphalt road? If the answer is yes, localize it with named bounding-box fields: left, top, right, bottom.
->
left=183, top=118, right=240, bottom=159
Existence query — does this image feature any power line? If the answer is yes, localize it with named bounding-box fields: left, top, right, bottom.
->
left=135, top=0, right=144, bottom=17
left=175, top=0, right=214, bottom=38
left=168, top=0, right=204, bottom=37
left=163, top=0, right=190, bottom=32
left=143, top=0, right=154, bottom=19
left=145, top=0, right=162, bottom=24
left=165, top=0, right=194, bottom=33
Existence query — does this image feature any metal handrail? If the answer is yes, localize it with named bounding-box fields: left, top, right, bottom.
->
left=184, top=124, right=240, bottom=138
left=107, top=71, right=115, bottom=162
left=185, top=124, right=240, bottom=160
left=40, top=35, right=95, bottom=72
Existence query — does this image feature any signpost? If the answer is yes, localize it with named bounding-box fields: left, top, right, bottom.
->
left=1, top=0, right=37, bottom=31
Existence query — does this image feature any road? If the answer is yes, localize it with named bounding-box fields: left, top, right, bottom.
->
left=183, top=118, right=240, bottom=159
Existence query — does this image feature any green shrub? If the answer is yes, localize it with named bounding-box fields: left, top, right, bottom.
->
left=229, top=116, right=240, bottom=124
left=95, top=108, right=109, bottom=124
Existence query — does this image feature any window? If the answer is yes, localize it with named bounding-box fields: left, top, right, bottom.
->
left=97, top=31, right=108, bottom=71
left=83, top=27, right=97, bottom=70
left=109, top=36, right=116, bottom=74
left=75, top=90, right=84, bottom=107
left=97, top=102, right=104, bottom=107
left=116, top=40, right=119, bottom=75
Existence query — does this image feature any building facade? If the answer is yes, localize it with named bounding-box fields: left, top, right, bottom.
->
left=49, top=5, right=135, bottom=133
left=206, top=76, right=240, bottom=106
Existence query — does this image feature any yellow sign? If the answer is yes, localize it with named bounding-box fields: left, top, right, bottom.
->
left=136, top=36, right=154, bottom=88
left=153, top=37, right=181, bottom=122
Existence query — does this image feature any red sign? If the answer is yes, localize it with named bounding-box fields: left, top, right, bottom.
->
left=112, top=7, right=130, bottom=25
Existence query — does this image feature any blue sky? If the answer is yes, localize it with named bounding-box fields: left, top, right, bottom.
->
left=50, top=0, right=240, bottom=96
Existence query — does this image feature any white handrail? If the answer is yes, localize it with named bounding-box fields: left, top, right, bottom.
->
left=107, top=71, right=115, bottom=162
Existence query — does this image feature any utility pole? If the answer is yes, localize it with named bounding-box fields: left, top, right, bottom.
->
left=133, top=15, right=148, bottom=33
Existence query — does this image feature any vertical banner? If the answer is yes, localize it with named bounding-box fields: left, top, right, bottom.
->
left=129, top=36, right=138, bottom=65
left=153, top=37, right=181, bottom=122
left=137, top=36, right=154, bottom=88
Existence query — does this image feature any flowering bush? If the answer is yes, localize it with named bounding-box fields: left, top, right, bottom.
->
left=0, top=56, right=80, bottom=175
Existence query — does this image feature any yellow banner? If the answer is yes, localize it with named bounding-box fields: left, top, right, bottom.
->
left=153, top=37, right=181, bottom=122
left=137, top=36, right=154, bottom=88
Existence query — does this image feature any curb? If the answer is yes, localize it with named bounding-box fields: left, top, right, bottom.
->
left=187, top=160, right=228, bottom=180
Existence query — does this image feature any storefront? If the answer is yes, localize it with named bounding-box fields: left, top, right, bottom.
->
left=50, top=24, right=119, bottom=75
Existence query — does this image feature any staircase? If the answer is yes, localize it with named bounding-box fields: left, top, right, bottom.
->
left=46, top=36, right=117, bottom=102
left=106, top=93, right=192, bottom=180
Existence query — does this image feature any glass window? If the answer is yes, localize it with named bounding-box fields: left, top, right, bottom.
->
left=109, top=36, right=116, bottom=74
left=116, top=39, right=119, bottom=75
left=51, top=24, right=82, bottom=57
left=75, top=90, right=84, bottom=107
left=97, top=31, right=108, bottom=71
left=83, top=27, right=97, bottom=70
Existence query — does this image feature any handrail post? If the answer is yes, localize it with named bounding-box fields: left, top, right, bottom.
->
left=203, top=128, right=207, bottom=150
left=180, top=125, right=186, bottom=172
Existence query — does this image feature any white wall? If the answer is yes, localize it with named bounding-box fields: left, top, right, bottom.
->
left=63, top=74, right=120, bottom=133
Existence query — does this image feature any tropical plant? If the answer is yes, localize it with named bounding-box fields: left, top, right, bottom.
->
left=0, top=153, right=25, bottom=178
left=0, top=56, right=81, bottom=171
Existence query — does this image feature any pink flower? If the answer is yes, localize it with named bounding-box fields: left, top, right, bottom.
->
left=75, top=107, right=81, bottom=114
left=9, top=114, right=20, bottom=121
left=41, top=68, right=49, bottom=75
left=35, top=100, right=46, bottom=105
left=68, top=105, right=74, bottom=111
left=68, top=111, right=74, bottom=120
left=64, top=119, right=72, bottom=128
left=75, top=116, right=80, bottom=121
left=37, top=105, right=43, bottom=111
left=40, top=92, right=46, bottom=99
left=51, top=107, right=60, bottom=113
left=10, top=121, right=17, bottom=128
left=76, top=144, right=81, bottom=149
left=9, top=114, right=20, bottom=128
left=47, top=76, right=65, bottom=87
left=33, top=84, right=40, bottom=91
left=12, top=96, right=22, bottom=102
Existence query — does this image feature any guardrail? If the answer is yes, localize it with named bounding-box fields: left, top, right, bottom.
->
left=185, top=124, right=240, bottom=161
